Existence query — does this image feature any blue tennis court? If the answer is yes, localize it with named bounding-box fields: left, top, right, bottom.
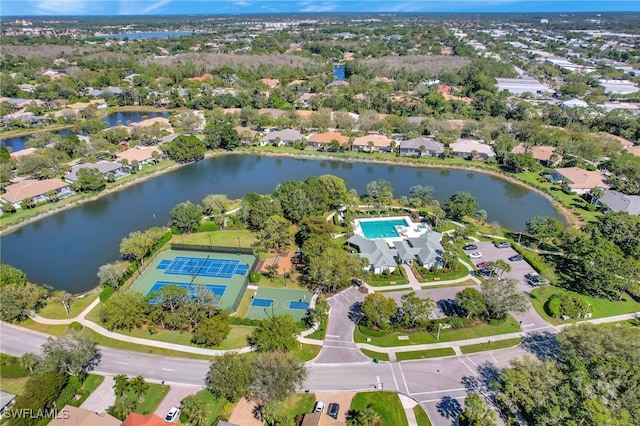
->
left=156, top=256, right=249, bottom=279
left=146, top=281, right=226, bottom=304
left=287, top=301, right=310, bottom=310
left=251, top=298, right=273, bottom=308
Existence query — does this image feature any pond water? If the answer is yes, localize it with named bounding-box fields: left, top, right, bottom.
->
left=0, top=154, right=562, bottom=293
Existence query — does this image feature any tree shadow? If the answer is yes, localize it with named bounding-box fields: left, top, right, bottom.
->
left=461, top=361, right=501, bottom=395
left=87, top=350, right=102, bottom=372
left=521, top=331, right=560, bottom=361
left=436, top=396, right=463, bottom=420
left=348, top=302, right=364, bottom=324
left=437, top=299, right=464, bottom=316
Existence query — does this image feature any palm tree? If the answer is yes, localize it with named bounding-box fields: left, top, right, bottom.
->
left=113, top=374, right=130, bottom=397
left=108, top=396, right=136, bottom=421
left=151, top=150, right=160, bottom=164
left=418, top=144, right=426, bottom=157
left=180, top=395, right=207, bottom=426
left=367, top=140, right=375, bottom=152
left=494, top=259, right=512, bottom=278
left=129, top=375, right=149, bottom=402
left=589, top=186, right=604, bottom=204
left=20, top=353, right=38, bottom=373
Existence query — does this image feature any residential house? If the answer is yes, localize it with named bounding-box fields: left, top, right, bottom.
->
left=399, top=136, right=444, bottom=157
left=297, top=92, right=315, bottom=107
left=307, top=131, right=349, bottom=150
left=260, top=78, right=279, bottom=88
left=597, top=190, right=640, bottom=215
left=301, top=412, right=345, bottom=426
left=260, top=129, right=306, bottom=147
left=116, top=146, right=162, bottom=168
left=450, top=139, right=495, bottom=160
left=9, top=147, right=37, bottom=159
left=0, top=392, right=15, bottom=418
left=625, top=145, right=640, bottom=157
left=1, top=178, right=73, bottom=209
left=598, top=79, right=639, bottom=95
left=347, top=235, right=397, bottom=274
left=48, top=405, right=120, bottom=426
left=560, top=98, right=588, bottom=109
left=351, top=134, right=393, bottom=152
left=511, top=145, right=561, bottom=166
left=548, top=167, right=609, bottom=194
left=64, top=161, right=125, bottom=183
left=121, top=412, right=167, bottom=426
left=187, top=73, right=214, bottom=82
left=235, top=126, right=258, bottom=143
left=258, top=108, right=287, bottom=118
left=495, top=76, right=553, bottom=97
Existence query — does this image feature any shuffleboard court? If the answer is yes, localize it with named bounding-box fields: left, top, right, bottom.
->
left=131, top=249, right=256, bottom=312
left=246, top=288, right=313, bottom=321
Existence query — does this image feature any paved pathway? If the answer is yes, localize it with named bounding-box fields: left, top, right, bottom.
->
left=154, top=384, right=201, bottom=418
left=399, top=393, right=419, bottom=426
left=80, top=375, right=115, bottom=413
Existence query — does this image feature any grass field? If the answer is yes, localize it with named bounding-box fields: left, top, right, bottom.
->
left=360, top=349, right=391, bottom=362
left=171, top=229, right=256, bottom=249
left=290, top=343, right=322, bottom=362
left=420, top=279, right=478, bottom=290
left=354, top=316, right=521, bottom=347
left=395, top=348, right=455, bottom=361
left=116, top=382, right=170, bottom=415
left=460, top=338, right=523, bottom=354
left=38, top=293, right=98, bottom=319
left=279, top=393, right=315, bottom=419
left=530, top=286, right=640, bottom=324
left=413, top=405, right=432, bottom=426
left=350, top=391, right=408, bottom=426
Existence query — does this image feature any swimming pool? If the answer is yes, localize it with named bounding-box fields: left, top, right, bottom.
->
left=359, top=219, right=408, bottom=239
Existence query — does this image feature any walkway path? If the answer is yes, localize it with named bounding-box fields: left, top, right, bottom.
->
left=80, top=375, right=115, bottom=413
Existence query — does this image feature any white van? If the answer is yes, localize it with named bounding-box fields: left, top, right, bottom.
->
left=313, top=401, right=326, bottom=413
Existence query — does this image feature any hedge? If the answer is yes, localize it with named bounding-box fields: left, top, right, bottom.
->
left=229, top=317, right=262, bottom=326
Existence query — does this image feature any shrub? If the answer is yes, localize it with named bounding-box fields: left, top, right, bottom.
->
left=546, top=296, right=561, bottom=317
left=99, top=286, right=115, bottom=302
left=195, top=222, right=220, bottom=232
left=249, top=272, right=260, bottom=283
left=359, top=325, right=386, bottom=337
left=559, top=292, right=591, bottom=318
left=229, top=317, right=262, bottom=326
left=68, top=322, right=82, bottom=331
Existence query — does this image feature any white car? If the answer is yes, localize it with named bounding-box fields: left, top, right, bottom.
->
left=165, top=407, right=180, bottom=423
left=468, top=251, right=483, bottom=259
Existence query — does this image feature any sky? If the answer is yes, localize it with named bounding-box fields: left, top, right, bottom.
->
left=1, top=0, right=638, bottom=16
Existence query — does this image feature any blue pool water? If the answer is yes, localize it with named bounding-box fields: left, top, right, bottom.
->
left=359, top=219, right=408, bottom=239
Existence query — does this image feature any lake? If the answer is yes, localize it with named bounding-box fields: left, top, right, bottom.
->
left=1, top=112, right=169, bottom=152
left=0, top=154, right=561, bottom=293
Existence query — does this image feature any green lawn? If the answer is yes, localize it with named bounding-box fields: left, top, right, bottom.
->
left=0, top=377, right=29, bottom=396
left=73, top=374, right=106, bottom=407
left=360, top=349, right=391, bottom=362
left=19, top=319, right=70, bottom=336
left=413, top=405, right=432, bottom=426
left=233, top=289, right=256, bottom=317
left=122, top=383, right=170, bottom=415
left=421, top=279, right=478, bottom=290
left=183, top=390, right=229, bottom=426
left=365, top=274, right=410, bottom=287
left=460, top=338, right=523, bottom=354
left=354, top=316, right=521, bottom=347
left=173, top=229, right=256, bottom=249
left=279, top=393, right=315, bottom=419
left=38, top=293, right=99, bottom=319
left=413, top=262, right=469, bottom=283
left=530, top=286, right=640, bottom=325
left=350, top=391, right=408, bottom=426
left=395, top=348, right=455, bottom=361
left=290, top=343, right=322, bottom=362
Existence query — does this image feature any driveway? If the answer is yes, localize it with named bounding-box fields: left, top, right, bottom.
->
left=80, top=375, right=115, bottom=413
left=312, top=286, right=369, bottom=364
left=153, top=384, right=201, bottom=419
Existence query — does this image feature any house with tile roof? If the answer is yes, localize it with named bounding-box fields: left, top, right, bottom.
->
left=1, top=178, right=73, bottom=209
left=116, top=146, right=162, bottom=168
left=301, top=412, right=345, bottom=426
left=351, top=134, right=393, bottom=153
left=307, top=131, right=349, bottom=149
left=399, top=137, right=444, bottom=157
left=121, top=412, right=167, bottom=426
left=548, top=167, right=609, bottom=194
left=48, top=405, right=120, bottom=426
left=511, top=145, right=561, bottom=166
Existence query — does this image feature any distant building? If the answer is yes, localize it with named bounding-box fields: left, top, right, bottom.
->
left=560, top=98, right=588, bottom=109
left=64, top=161, right=125, bottom=183
left=351, top=134, right=393, bottom=152
left=307, top=131, right=349, bottom=149
left=598, top=79, right=639, bottom=95
left=495, top=76, right=552, bottom=97
left=399, top=137, right=444, bottom=157
left=548, top=167, right=609, bottom=194
left=450, top=139, right=495, bottom=161
left=1, top=178, right=73, bottom=209
left=512, top=145, right=561, bottom=166
left=597, top=190, right=640, bottom=215
left=260, top=129, right=306, bottom=147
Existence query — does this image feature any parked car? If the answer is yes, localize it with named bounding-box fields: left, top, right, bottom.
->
left=468, top=251, right=483, bottom=259
left=509, top=254, right=524, bottom=261
left=526, top=273, right=549, bottom=286
left=165, top=407, right=180, bottom=423
left=328, top=403, right=340, bottom=419
left=313, top=401, right=326, bottom=413
left=495, top=241, right=511, bottom=248
left=476, top=262, right=488, bottom=269
left=463, top=244, right=478, bottom=251
left=479, top=268, right=497, bottom=277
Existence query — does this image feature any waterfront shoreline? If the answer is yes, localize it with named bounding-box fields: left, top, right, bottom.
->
left=0, top=149, right=576, bottom=237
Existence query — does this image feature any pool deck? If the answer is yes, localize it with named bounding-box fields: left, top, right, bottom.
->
left=352, top=215, right=430, bottom=245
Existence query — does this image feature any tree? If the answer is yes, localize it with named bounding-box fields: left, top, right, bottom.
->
left=252, top=215, right=292, bottom=253
left=346, top=407, right=381, bottom=426
left=475, top=209, right=488, bottom=224
left=7, top=370, right=68, bottom=426
left=409, top=185, right=434, bottom=206
left=206, top=352, right=253, bottom=402
left=444, top=191, right=479, bottom=221
left=481, top=278, right=529, bottom=320
left=366, top=179, right=393, bottom=208
left=20, top=353, right=38, bottom=374
left=39, top=331, right=98, bottom=377
left=493, top=259, right=511, bottom=278
left=72, top=167, right=106, bottom=192
left=441, top=249, right=458, bottom=270
left=1, top=264, right=28, bottom=286
left=164, top=134, right=206, bottom=163
left=192, top=316, right=231, bottom=346
left=248, top=315, right=299, bottom=352
left=170, top=201, right=204, bottom=233
left=400, top=292, right=434, bottom=327
left=60, top=292, right=73, bottom=316
left=361, top=293, right=398, bottom=330
left=113, top=374, right=130, bottom=397
left=456, top=288, right=487, bottom=319
left=459, top=392, right=498, bottom=426
left=202, top=194, right=229, bottom=216
left=251, top=352, right=307, bottom=403
left=175, top=111, right=202, bottom=133
left=97, top=261, right=131, bottom=288
left=119, top=230, right=155, bottom=264
left=304, top=237, right=365, bottom=292
left=129, top=375, right=149, bottom=401
left=0, top=281, right=47, bottom=322
left=99, top=292, right=148, bottom=331
left=319, top=174, right=349, bottom=207
left=108, top=396, right=137, bottom=421
left=525, top=216, right=564, bottom=243
left=261, top=401, right=294, bottom=426
left=180, top=394, right=208, bottom=426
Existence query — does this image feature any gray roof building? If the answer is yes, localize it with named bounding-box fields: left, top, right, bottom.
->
left=64, top=161, right=123, bottom=182
left=0, top=391, right=15, bottom=413
left=495, top=76, right=553, bottom=96
left=260, top=129, right=306, bottom=146
left=598, top=190, right=640, bottom=215
left=347, top=235, right=397, bottom=272
left=399, top=137, right=444, bottom=157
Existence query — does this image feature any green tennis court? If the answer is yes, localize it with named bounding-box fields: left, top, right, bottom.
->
left=246, top=288, right=313, bottom=321
left=130, top=249, right=255, bottom=312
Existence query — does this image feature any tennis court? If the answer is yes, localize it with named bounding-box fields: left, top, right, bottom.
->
left=246, top=288, right=313, bottom=321
left=146, top=282, right=226, bottom=303
left=131, top=249, right=256, bottom=312
left=157, top=256, right=249, bottom=279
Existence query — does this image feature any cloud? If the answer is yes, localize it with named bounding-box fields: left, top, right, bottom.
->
left=299, top=0, right=338, bottom=12
left=141, top=0, right=173, bottom=14
left=34, top=0, right=88, bottom=14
